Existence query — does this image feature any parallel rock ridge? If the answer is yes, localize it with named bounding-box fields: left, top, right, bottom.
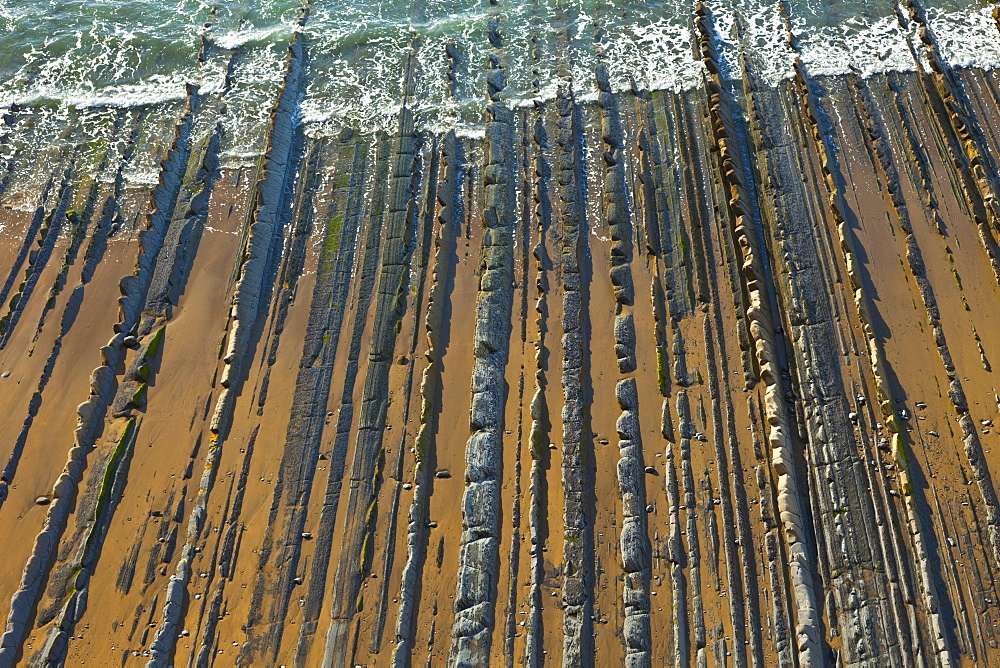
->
left=2, top=1, right=1000, bottom=666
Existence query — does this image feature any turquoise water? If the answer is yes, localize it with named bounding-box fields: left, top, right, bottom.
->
left=0, top=0, right=997, bottom=138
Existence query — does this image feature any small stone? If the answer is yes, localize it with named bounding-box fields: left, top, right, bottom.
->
left=598, top=439, right=609, bottom=445
left=293, top=577, right=303, bottom=585
left=644, top=466, right=656, bottom=474
left=402, top=483, right=413, bottom=490
left=549, top=444, right=557, bottom=450
left=848, top=412, right=859, bottom=423
left=928, top=431, right=939, bottom=438
left=0, top=372, right=9, bottom=378
left=645, top=505, right=654, bottom=513
left=435, top=470, right=451, bottom=479
left=427, top=521, right=438, bottom=528
left=35, top=496, right=50, bottom=505
left=301, top=532, right=312, bottom=539
left=123, top=335, right=138, bottom=348
left=180, top=630, right=190, bottom=637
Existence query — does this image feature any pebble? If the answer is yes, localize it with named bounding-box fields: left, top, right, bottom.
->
left=435, top=470, right=451, bottom=479
left=402, top=483, right=412, bottom=490
left=35, top=496, right=50, bottom=505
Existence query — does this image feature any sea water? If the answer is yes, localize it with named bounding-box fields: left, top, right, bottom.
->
left=0, top=0, right=997, bottom=140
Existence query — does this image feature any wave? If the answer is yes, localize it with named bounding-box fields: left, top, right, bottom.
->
left=211, top=24, right=295, bottom=50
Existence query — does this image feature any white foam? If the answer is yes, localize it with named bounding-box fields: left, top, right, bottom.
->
left=710, top=0, right=798, bottom=86
left=795, top=13, right=921, bottom=78
left=925, top=4, right=1000, bottom=70
left=600, top=17, right=706, bottom=93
